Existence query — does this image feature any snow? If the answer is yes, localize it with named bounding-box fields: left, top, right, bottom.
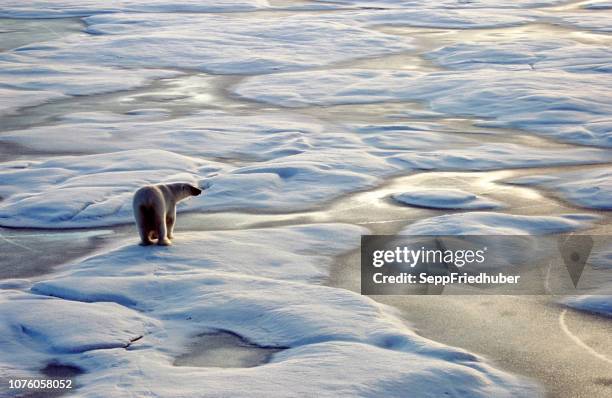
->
left=0, top=87, right=66, bottom=116
left=0, top=57, right=181, bottom=97
left=2, top=113, right=608, bottom=228
left=0, top=145, right=389, bottom=228
left=425, top=40, right=612, bottom=73
left=580, top=1, right=612, bottom=9
left=355, top=122, right=472, bottom=151
left=0, top=149, right=216, bottom=228
left=1, top=108, right=406, bottom=228
left=0, top=292, right=156, bottom=354
left=399, top=212, right=598, bottom=272
left=12, top=13, right=415, bottom=74
left=0, top=1, right=269, bottom=18
left=0, top=18, right=84, bottom=52
left=0, top=0, right=564, bottom=19
left=0, top=0, right=609, bottom=395
left=591, top=244, right=612, bottom=269
left=309, top=1, right=565, bottom=10
left=235, top=69, right=612, bottom=148
left=401, top=212, right=597, bottom=235
left=509, top=169, right=612, bottom=210
left=0, top=290, right=158, bottom=382
left=1, top=107, right=609, bottom=228
left=390, top=143, right=612, bottom=171
left=0, top=19, right=177, bottom=114
left=38, top=224, right=367, bottom=283
left=392, top=189, right=502, bottom=210
left=0, top=224, right=540, bottom=397
left=554, top=13, right=612, bottom=33
left=0, top=110, right=355, bottom=160
left=0, top=56, right=180, bottom=113
left=67, top=340, right=538, bottom=397
left=563, top=294, right=612, bottom=318
left=349, top=8, right=538, bottom=29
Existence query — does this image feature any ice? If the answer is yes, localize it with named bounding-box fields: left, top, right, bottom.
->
left=563, top=294, right=612, bottom=318
left=1, top=107, right=609, bottom=228
left=0, top=20, right=177, bottom=114
left=14, top=13, right=414, bottom=74
left=0, top=110, right=407, bottom=228
left=0, top=57, right=180, bottom=97
left=399, top=213, right=597, bottom=272
left=2, top=117, right=607, bottom=228
left=580, top=1, right=612, bottom=9
left=401, top=212, right=597, bottom=235
left=426, top=41, right=612, bottom=73
left=67, top=340, right=538, bottom=397
left=509, top=169, right=612, bottom=210
left=0, top=111, right=337, bottom=227
left=0, top=290, right=158, bottom=382
left=0, top=56, right=180, bottom=114
left=554, top=13, right=612, bottom=33
left=0, top=110, right=353, bottom=160
left=38, top=224, right=367, bottom=282
left=0, top=149, right=219, bottom=228
left=32, top=240, right=395, bottom=349
left=0, top=292, right=155, bottom=353
left=390, top=143, right=612, bottom=171
left=310, top=1, right=564, bottom=10
left=355, top=122, right=472, bottom=151
left=0, top=1, right=607, bottom=395
left=349, top=8, right=538, bottom=29
left=0, top=18, right=84, bottom=52
left=0, top=0, right=561, bottom=19
left=0, top=224, right=540, bottom=397
left=590, top=244, right=612, bottom=270
left=0, top=147, right=387, bottom=228
left=0, top=1, right=268, bottom=18
left=0, top=87, right=65, bottom=116
left=235, top=69, right=612, bottom=148
left=173, top=331, right=285, bottom=368
left=392, top=189, right=502, bottom=210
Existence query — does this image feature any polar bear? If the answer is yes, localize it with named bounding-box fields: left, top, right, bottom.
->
left=133, top=183, right=202, bottom=246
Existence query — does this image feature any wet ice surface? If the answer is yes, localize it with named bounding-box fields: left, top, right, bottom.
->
left=14, top=12, right=415, bottom=74
left=508, top=168, right=612, bottom=210
left=174, top=331, right=286, bottom=368
left=391, top=189, right=502, bottom=210
left=236, top=68, right=612, bottom=147
left=0, top=1, right=611, bottom=397
left=0, top=228, right=116, bottom=279
left=563, top=294, right=612, bottom=317
left=0, top=18, right=83, bottom=52
left=0, top=0, right=269, bottom=17
left=402, top=211, right=599, bottom=235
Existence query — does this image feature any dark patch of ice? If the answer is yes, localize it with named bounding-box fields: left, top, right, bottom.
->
left=174, top=330, right=287, bottom=368
left=41, top=362, right=84, bottom=378
left=15, top=362, right=85, bottom=398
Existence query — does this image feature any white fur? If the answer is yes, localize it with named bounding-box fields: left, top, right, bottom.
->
left=132, top=183, right=201, bottom=246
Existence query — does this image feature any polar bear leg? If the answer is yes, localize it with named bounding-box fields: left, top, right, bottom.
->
left=136, top=205, right=155, bottom=246
left=139, top=230, right=154, bottom=246
left=166, top=205, right=176, bottom=240
left=155, top=207, right=171, bottom=246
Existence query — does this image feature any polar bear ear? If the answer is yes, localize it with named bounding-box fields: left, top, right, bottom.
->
left=188, top=185, right=202, bottom=196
